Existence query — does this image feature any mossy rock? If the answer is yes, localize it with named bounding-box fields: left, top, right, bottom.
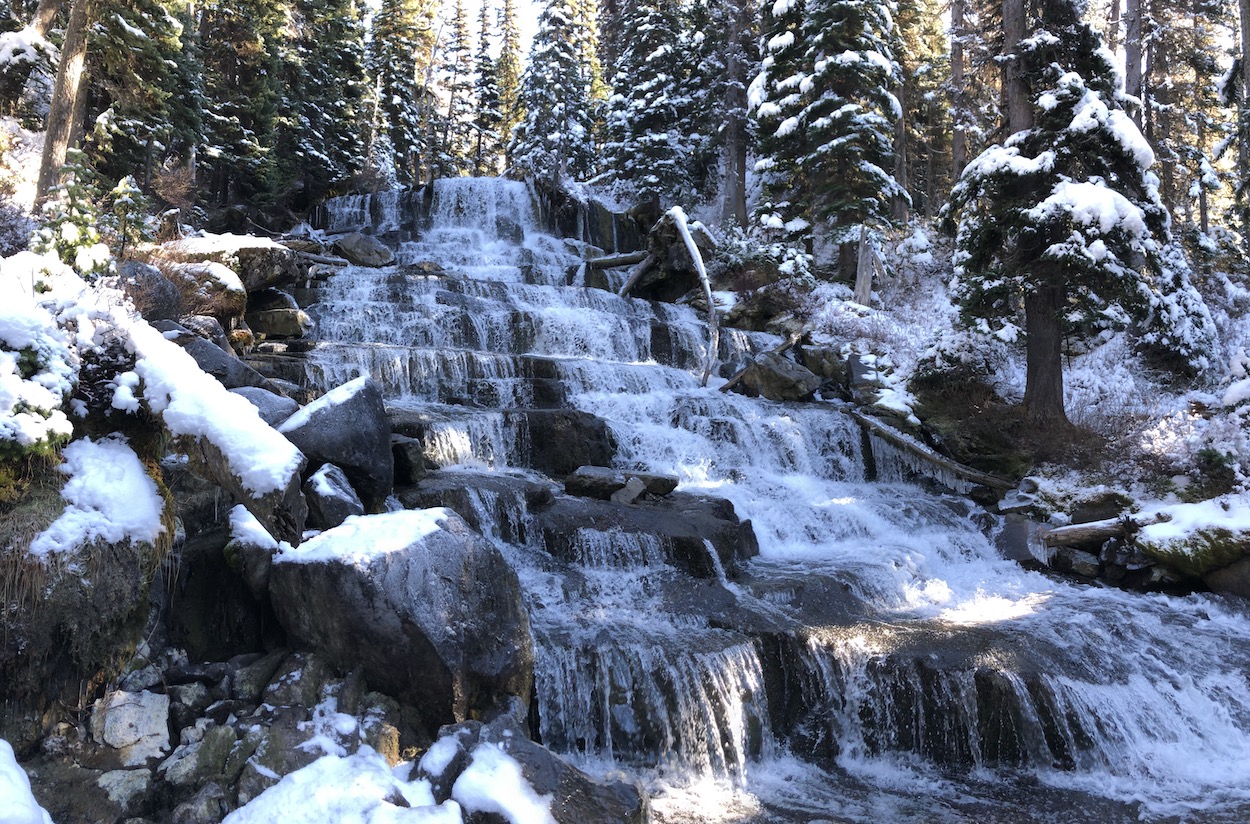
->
left=1136, top=527, right=1249, bottom=579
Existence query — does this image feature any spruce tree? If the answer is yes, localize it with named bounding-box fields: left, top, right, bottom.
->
left=496, top=0, right=524, bottom=169
left=751, top=0, right=904, bottom=264
left=198, top=0, right=286, bottom=204
left=371, top=0, right=438, bottom=185
left=472, top=0, right=503, bottom=176
left=434, top=0, right=476, bottom=177
left=509, top=0, right=594, bottom=183
left=276, top=0, right=368, bottom=200
left=948, top=0, right=1216, bottom=424
left=599, top=0, right=693, bottom=204
left=86, top=0, right=196, bottom=187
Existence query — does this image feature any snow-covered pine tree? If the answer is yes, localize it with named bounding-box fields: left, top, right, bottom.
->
left=751, top=0, right=905, bottom=272
left=472, top=0, right=502, bottom=175
left=276, top=0, right=368, bottom=200
left=509, top=0, right=594, bottom=183
left=750, top=0, right=812, bottom=248
left=198, top=0, right=285, bottom=204
left=370, top=0, right=438, bottom=185
left=433, top=0, right=476, bottom=177
left=598, top=0, right=693, bottom=204
left=87, top=0, right=197, bottom=187
left=496, top=0, right=524, bottom=168
left=948, top=0, right=1216, bottom=424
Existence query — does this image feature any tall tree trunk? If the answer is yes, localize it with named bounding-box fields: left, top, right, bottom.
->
left=1023, top=283, right=1067, bottom=424
left=720, top=0, right=750, bottom=228
left=1106, top=0, right=1122, bottom=52
left=1240, top=0, right=1250, bottom=244
left=893, top=88, right=910, bottom=222
left=1125, top=0, right=1143, bottom=129
left=34, top=0, right=89, bottom=207
left=31, top=0, right=62, bottom=36
left=1005, top=0, right=1066, bottom=424
left=950, top=0, right=968, bottom=179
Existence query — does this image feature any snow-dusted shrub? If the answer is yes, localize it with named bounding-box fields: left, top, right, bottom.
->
left=0, top=290, right=76, bottom=460
left=914, top=327, right=1011, bottom=386
left=716, top=226, right=813, bottom=286
left=29, top=150, right=111, bottom=281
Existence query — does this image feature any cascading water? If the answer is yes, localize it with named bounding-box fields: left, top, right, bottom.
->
left=307, top=178, right=1250, bottom=823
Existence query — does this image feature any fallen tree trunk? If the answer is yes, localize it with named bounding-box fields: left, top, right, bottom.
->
left=617, top=253, right=657, bottom=298
left=850, top=410, right=1016, bottom=493
left=1040, top=513, right=1169, bottom=548
left=589, top=251, right=648, bottom=269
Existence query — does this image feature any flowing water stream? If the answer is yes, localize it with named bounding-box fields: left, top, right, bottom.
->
left=309, top=178, right=1250, bottom=823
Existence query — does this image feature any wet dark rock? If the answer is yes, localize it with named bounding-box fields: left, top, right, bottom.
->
left=506, top=409, right=617, bottom=478
left=231, top=650, right=289, bottom=704
left=170, top=781, right=228, bottom=824
left=178, top=315, right=234, bottom=353
left=391, top=435, right=432, bottom=485
left=1206, top=557, right=1250, bottom=599
left=564, top=466, right=679, bottom=501
left=165, top=530, right=271, bottom=661
left=397, top=470, right=554, bottom=546
left=278, top=377, right=394, bottom=512
left=303, top=463, right=366, bottom=530
left=268, top=510, right=533, bottom=736
left=534, top=492, right=758, bottom=579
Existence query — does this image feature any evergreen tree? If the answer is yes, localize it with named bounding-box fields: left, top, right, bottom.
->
left=198, top=0, right=286, bottom=204
left=751, top=0, right=904, bottom=266
left=496, top=0, right=524, bottom=169
left=509, top=0, right=594, bottom=183
left=895, top=0, right=952, bottom=218
left=598, top=0, right=693, bottom=203
left=275, top=0, right=368, bottom=200
left=86, top=0, right=198, bottom=188
left=370, top=0, right=438, bottom=185
left=948, top=0, right=1216, bottom=424
left=472, top=0, right=502, bottom=175
left=433, top=0, right=476, bottom=177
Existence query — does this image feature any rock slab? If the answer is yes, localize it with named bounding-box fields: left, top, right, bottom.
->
left=268, top=509, right=533, bottom=735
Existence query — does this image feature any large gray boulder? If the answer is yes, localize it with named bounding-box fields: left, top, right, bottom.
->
left=229, top=386, right=299, bottom=426
left=278, top=376, right=394, bottom=511
left=268, top=509, right=533, bottom=736
left=118, top=261, right=182, bottom=321
left=504, top=409, right=617, bottom=478
left=181, top=337, right=271, bottom=390
left=736, top=352, right=823, bottom=401
left=332, top=232, right=396, bottom=267
left=245, top=288, right=311, bottom=339
left=419, top=716, right=650, bottom=824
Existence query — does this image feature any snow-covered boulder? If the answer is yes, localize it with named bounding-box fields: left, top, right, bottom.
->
left=419, top=716, right=650, bottom=824
left=331, top=232, right=395, bottom=267
left=268, top=509, right=533, bottom=734
left=278, top=376, right=393, bottom=511
left=158, top=233, right=302, bottom=292
left=157, top=260, right=248, bottom=326
left=303, top=463, right=365, bottom=531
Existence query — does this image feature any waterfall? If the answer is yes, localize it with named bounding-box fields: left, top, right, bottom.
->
left=309, top=180, right=1250, bottom=823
